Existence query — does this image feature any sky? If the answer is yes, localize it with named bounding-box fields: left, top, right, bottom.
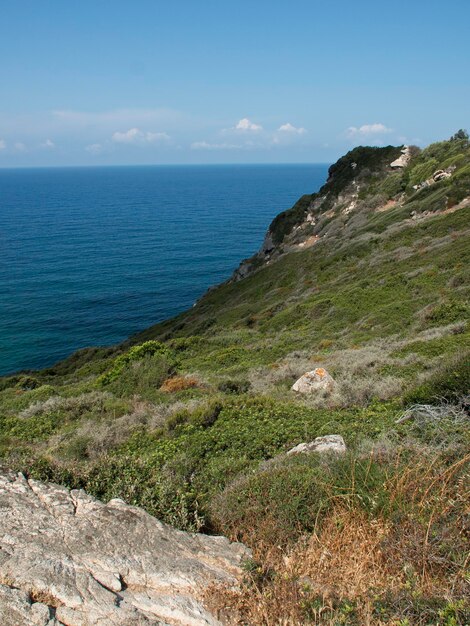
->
left=0, top=0, right=469, bottom=167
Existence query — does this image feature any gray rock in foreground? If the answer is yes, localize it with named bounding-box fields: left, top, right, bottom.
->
left=0, top=473, right=250, bottom=626
left=287, top=434, right=346, bottom=455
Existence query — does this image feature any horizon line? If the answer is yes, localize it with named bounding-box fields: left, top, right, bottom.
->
left=0, top=161, right=331, bottom=171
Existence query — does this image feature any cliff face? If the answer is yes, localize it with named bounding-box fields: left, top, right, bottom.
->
left=233, top=136, right=469, bottom=280
left=232, top=145, right=403, bottom=280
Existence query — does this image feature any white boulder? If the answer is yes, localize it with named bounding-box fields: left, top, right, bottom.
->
left=292, top=367, right=336, bottom=394
left=287, top=435, right=346, bottom=456
left=432, top=169, right=452, bottom=182
left=390, top=146, right=411, bottom=168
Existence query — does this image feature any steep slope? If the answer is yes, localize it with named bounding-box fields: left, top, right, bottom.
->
left=1, top=132, right=469, bottom=624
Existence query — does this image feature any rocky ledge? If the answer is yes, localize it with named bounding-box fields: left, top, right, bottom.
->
left=0, top=473, right=249, bottom=626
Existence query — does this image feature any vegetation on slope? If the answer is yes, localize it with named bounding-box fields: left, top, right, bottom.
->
left=1, top=132, right=469, bottom=624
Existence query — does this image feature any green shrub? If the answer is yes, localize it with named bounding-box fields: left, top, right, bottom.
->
left=409, top=159, right=438, bottom=186
left=0, top=391, right=128, bottom=445
left=440, top=153, right=466, bottom=170
left=26, top=455, right=203, bottom=531
left=104, top=354, right=175, bottom=399
left=373, top=594, right=469, bottom=626
left=404, top=350, right=470, bottom=404
left=379, top=172, right=404, bottom=199
left=63, top=435, right=92, bottom=460
left=42, top=345, right=118, bottom=378
left=454, top=163, right=470, bottom=179
left=211, top=453, right=403, bottom=545
left=15, top=376, right=42, bottom=390
left=268, top=146, right=402, bottom=245
left=447, top=169, right=470, bottom=206
left=269, top=194, right=312, bottom=245
left=97, top=340, right=175, bottom=387
left=217, top=379, right=251, bottom=394
left=424, top=301, right=469, bottom=326
left=167, top=336, right=203, bottom=352
left=415, top=135, right=469, bottom=169
left=163, top=399, right=223, bottom=433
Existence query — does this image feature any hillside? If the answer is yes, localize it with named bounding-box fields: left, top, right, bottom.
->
left=1, top=131, right=469, bottom=625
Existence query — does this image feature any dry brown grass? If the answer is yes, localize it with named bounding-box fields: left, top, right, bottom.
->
left=29, top=587, right=62, bottom=607
left=207, top=509, right=402, bottom=625
left=160, top=375, right=200, bottom=393
left=0, top=575, right=62, bottom=609
left=207, top=508, right=469, bottom=624
left=206, top=452, right=470, bottom=625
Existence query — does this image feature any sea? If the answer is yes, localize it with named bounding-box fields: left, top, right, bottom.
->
left=0, top=164, right=329, bottom=375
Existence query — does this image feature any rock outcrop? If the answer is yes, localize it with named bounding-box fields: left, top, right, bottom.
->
left=390, top=145, right=411, bottom=168
left=0, top=473, right=250, bottom=626
left=412, top=167, right=454, bottom=190
left=231, top=145, right=404, bottom=282
left=287, top=435, right=347, bottom=455
left=292, top=368, right=336, bottom=394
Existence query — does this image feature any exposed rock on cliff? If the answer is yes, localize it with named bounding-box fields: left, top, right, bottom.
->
left=231, top=145, right=403, bottom=281
left=0, top=473, right=249, bottom=626
left=390, top=145, right=411, bottom=168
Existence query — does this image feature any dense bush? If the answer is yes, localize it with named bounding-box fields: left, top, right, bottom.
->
left=98, top=340, right=175, bottom=386
left=409, top=158, right=438, bottom=186
left=1, top=134, right=469, bottom=625
left=15, top=376, right=41, bottom=390
left=217, top=379, right=251, bottom=394
left=211, top=453, right=397, bottom=545
left=404, top=350, right=470, bottom=404
left=424, top=300, right=469, bottom=326
left=268, top=145, right=402, bottom=245
left=324, top=145, right=401, bottom=197
left=26, top=455, right=204, bottom=531
left=378, top=171, right=404, bottom=199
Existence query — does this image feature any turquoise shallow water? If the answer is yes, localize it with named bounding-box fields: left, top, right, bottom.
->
left=0, top=164, right=328, bottom=375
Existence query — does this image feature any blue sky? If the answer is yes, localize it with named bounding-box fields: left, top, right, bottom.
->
left=0, top=0, right=469, bottom=166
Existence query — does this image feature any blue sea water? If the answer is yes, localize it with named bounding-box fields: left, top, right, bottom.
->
left=0, top=164, right=328, bottom=375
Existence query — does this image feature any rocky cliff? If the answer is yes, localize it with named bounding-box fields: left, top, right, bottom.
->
left=233, top=136, right=469, bottom=281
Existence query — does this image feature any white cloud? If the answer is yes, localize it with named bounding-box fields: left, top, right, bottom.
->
left=0, top=139, right=5, bottom=150
left=111, top=127, right=170, bottom=144
left=190, top=141, right=243, bottom=150
left=347, top=123, right=392, bottom=137
left=145, top=131, right=170, bottom=143
left=112, top=128, right=142, bottom=143
left=14, top=142, right=27, bottom=152
left=85, top=143, right=103, bottom=154
left=278, top=122, right=306, bottom=134
left=234, top=118, right=262, bottom=132
left=41, top=138, right=55, bottom=148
